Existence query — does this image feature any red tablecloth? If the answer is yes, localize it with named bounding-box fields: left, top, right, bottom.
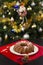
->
left=0, top=40, right=43, bottom=65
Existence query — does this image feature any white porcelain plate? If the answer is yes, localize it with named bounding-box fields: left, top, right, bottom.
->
left=10, top=45, right=39, bottom=56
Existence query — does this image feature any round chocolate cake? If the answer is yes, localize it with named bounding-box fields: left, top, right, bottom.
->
left=14, top=42, right=34, bottom=54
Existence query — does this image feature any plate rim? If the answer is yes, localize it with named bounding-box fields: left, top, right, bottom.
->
left=9, top=44, right=39, bottom=56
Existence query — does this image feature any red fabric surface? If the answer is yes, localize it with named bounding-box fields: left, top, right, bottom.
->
left=0, top=40, right=43, bottom=65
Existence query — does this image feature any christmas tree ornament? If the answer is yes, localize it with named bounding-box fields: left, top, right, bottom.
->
left=3, top=5, right=7, bottom=8
left=39, top=1, right=43, bottom=6
left=14, top=9, right=16, bottom=11
left=3, top=25, right=7, bottom=30
left=23, top=23, right=26, bottom=27
left=19, top=17, right=23, bottom=20
left=23, top=33, right=29, bottom=39
left=38, top=27, right=43, bottom=32
left=27, top=6, right=32, bottom=11
left=11, top=29, right=16, bottom=33
left=16, top=1, right=20, bottom=6
left=31, top=24, right=36, bottom=28
left=7, top=10, right=9, bottom=12
left=18, top=5, right=27, bottom=17
left=14, top=1, right=20, bottom=10
left=14, top=5, right=19, bottom=10
left=39, top=10, right=42, bottom=14
left=0, top=37, right=2, bottom=42
left=16, top=35, right=19, bottom=38
left=4, top=11, right=7, bottom=15
left=21, top=27, right=25, bottom=31
left=10, top=17, right=14, bottom=21
left=31, top=1, right=36, bottom=6
left=8, top=12, right=11, bottom=15
left=5, top=34, right=8, bottom=40
left=2, top=15, right=5, bottom=18
left=12, top=37, right=15, bottom=40
left=41, top=14, right=43, bottom=19
left=34, top=12, right=36, bottom=15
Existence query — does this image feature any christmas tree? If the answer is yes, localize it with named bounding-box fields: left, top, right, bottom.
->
left=0, top=0, right=43, bottom=45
